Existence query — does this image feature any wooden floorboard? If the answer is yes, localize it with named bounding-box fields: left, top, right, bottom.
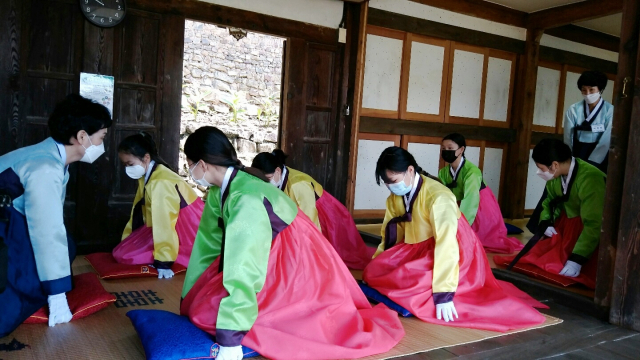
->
left=391, top=302, right=640, bottom=360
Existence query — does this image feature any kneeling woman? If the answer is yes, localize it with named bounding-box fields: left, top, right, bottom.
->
left=438, top=133, right=523, bottom=254
left=363, top=147, right=545, bottom=331
left=494, top=139, right=605, bottom=289
left=251, top=150, right=374, bottom=270
left=112, top=133, right=204, bottom=279
left=180, top=127, right=403, bottom=360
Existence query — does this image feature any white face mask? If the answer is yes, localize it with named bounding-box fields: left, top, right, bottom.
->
left=189, top=161, right=213, bottom=187
left=79, top=135, right=105, bottom=164
left=536, top=168, right=555, bottom=181
left=269, top=170, right=282, bottom=188
left=126, top=164, right=146, bottom=179
left=583, top=92, right=601, bottom=105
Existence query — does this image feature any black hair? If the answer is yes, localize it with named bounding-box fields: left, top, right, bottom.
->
left=532, top=139, right=573, bottom=166
left=118, top=132, right=175, bottom=172
left=577, top=71, right=608, bottom=92
left=442, top=133, right=467, bottom=156
left=184, top=126, right=268, bottom=182
left=48, top=94, right=112, bottom=145
left=251, top=150, right=287, bottom=174
left=375, top=146, right=441, bottom=185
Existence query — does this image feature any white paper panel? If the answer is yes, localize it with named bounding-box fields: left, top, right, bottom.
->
left=562, top=71, right=582, bottom=119
left=602, top=79, right=615, bottom=104
left=525, top=149, right=547, bottom=210
left=354, top=139, right=395, bottom=210
left=463, top=146, right=481, bottom=168
left=483, top=148, right=503, bottom=199
left=407, top=143, right=441, bottom=176
left=407, top=42, right=445, bottom=114
left=483, top=57, right=512, bottom=122
left=533, top=66, right=561, bottom=127
left=362, top=35, right=403, bottom=111
left=449, top=50, right=484, bottom=118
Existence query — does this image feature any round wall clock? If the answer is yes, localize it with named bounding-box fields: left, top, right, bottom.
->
left=80, top=0, right=126, bottom=28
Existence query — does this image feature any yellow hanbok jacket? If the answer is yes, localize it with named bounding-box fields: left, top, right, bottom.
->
left=375, top=174, right=462, bottom=294
left=280, top=167, right=324, bottom=230
left=121, top=164, right=200, bottom=263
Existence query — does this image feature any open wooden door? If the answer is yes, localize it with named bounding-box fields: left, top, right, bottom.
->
left=9, top=0, right=184, bottom=253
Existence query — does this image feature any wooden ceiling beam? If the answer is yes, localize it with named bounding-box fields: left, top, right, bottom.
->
left=409, top=0, right=527, bottom=28
left=527, top=0, right=623, bottom=30
left=546, top=24, right=620, bottom=53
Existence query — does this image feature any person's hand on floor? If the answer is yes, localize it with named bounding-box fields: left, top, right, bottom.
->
left=158, top=268, right=174, bottom=279
left=217, top=345, right=243, bottom=360
left=436, top=301, right=458, bottom=322
left=559, top=260, right=581, bottom=277
left=48, top=293, right=73, bottom=327
left=544, top=226, right=558, bottom=237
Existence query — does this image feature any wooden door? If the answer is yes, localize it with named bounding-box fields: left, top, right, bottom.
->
left=281, top=39, right=345, bottom=199
left=6, top=0, right=184, bottom=253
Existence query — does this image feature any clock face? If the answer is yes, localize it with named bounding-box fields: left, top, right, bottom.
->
left=80, top=0, right=126, bottom=28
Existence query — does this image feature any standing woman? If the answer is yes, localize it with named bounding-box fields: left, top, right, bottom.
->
left=528, top=70, right=612, bottom=233
left=112, top=132, right=204, bottom=279
left=0, top=94, right=111, bottom=336
left=180, top=127, right=403, bottom=360
left=438, top=133, right=523, bottom=254
left=363, top=146, right=545, bottom=331
left=495, top=139, right=605, bottom=289
left=251, top=150, right=374, bottom=270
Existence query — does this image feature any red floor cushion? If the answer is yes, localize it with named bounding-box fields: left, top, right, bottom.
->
left=24, top=272, right=115, bottom=323
left=85, top=252, right=186, bottom=280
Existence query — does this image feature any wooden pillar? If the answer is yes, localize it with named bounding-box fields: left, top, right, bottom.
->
left=502, top=28, right=543, bottom=219
left=345, top=1, right=368, bottom=213
left=605, top=0, right=640, bottom=328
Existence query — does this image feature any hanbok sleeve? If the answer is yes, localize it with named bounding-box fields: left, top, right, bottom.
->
left=563, top=107, right=577, bottom=150
left=571, top=174, right=606, bottom=263
left=459, top=169, right=481, bottom=226
left=428, top=192, right=460, bottom=304
left=148, top=180, right=181, bottom=268
left=373, top=195, right=400, bottom=258
left=22, top=159, right=71, bottom=295
left=289, top=182, right=320, bottom=230
left=182, top=191, right=223, bottom=298
left=216, top=192, right=272, bottom=347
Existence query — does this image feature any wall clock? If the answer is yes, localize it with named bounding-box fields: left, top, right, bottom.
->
left=80, top=0, right=126, bottom=28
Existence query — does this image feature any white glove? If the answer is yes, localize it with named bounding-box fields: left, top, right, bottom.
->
left=436, top=301, right=458, bottom=322
left=48, top=293, right=73, bottom=327
left=559, top=260, right=581, bottom=277
left=158, top=268, right=174, bottom=279
left=544, top=226, right=558, bottom=237
left=217, top=345, right=243, bottom=360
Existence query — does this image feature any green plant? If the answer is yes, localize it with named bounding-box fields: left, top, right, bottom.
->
left=257, top=92, right=280, bottom=127
left=182, top=86, right=212, bottom=121
left=220, top=91, right=248, bottom=123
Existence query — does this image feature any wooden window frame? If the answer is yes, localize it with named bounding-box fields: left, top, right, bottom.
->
left=360, top=25, right=405, bottom=120
left=351, top=132, right=401, bottom=219
left=445, top=42, right=516, bottom=128
left=399, top=34, right=452, bottom=123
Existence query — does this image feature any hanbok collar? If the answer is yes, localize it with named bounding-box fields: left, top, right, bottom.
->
left=561, top=157, right=576, bottom=195
left=279, top=166, right=289, bottom=191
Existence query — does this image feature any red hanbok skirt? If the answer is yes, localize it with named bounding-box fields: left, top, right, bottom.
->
left=180, top=212, right=404, bottom=360
left=363, top=216, right=546, bottom=332
left=473, top=187, right=524, bottom=254
left=494, top=214, right=597, bottom=289
left=112, top=198, right=204, bottom=267
left=316, top=192, right=376, bottom=270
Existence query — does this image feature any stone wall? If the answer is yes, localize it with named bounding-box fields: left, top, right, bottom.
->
left=179, top=21, right=285, bottom=194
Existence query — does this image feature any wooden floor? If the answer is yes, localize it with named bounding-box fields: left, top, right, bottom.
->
left=397, top=300, right=640, bottom=360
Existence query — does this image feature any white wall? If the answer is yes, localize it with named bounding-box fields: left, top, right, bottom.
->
left=198, top=0, right=344, bottom=29
left=540, top=34, right=619, bottom=63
